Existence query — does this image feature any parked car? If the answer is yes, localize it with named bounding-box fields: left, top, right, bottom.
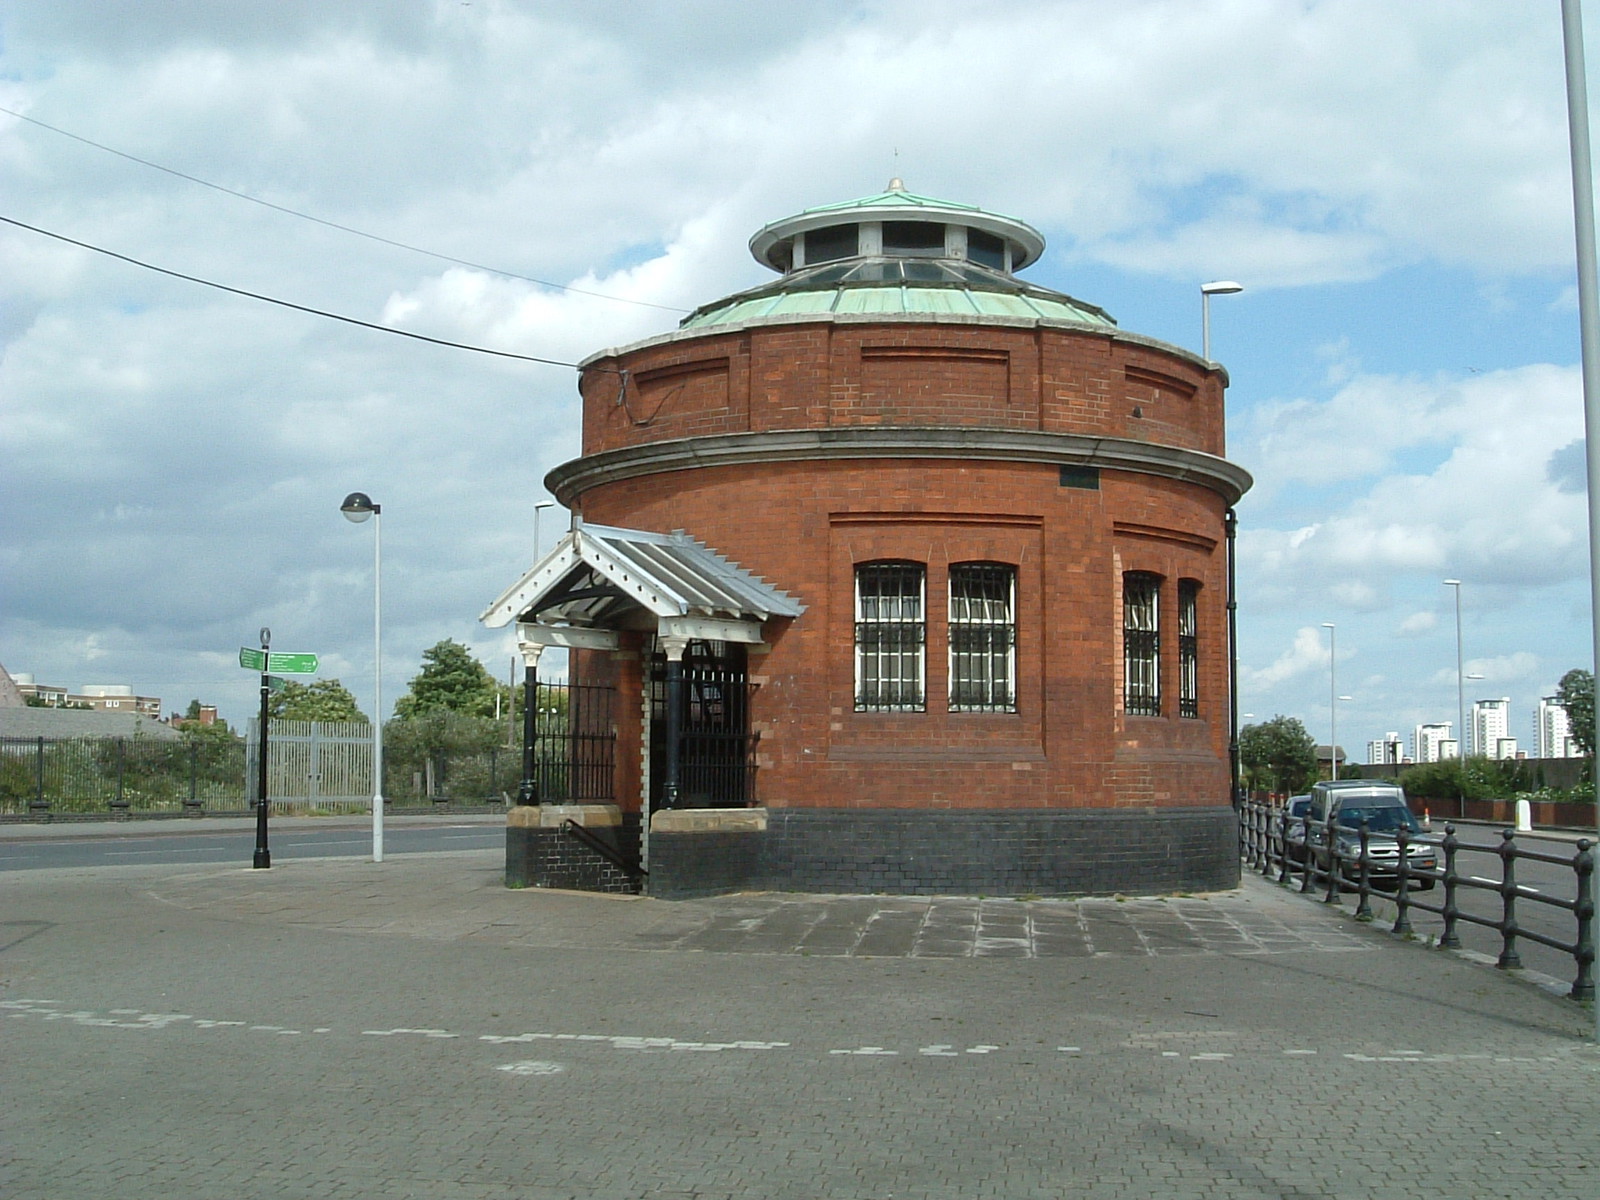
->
left=1281, top=795, right=1313, bottom=863
left=1305, top=781, right=1437, bottom=890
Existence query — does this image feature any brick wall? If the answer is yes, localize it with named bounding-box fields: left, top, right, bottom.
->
left=581, top=318, right=1225, bottom=456
left=563, top=313, right=1237, bottom=825
left=644, top=807, right=1241, bottom=898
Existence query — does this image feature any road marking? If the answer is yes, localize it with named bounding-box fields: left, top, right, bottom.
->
left=498, top=1060, right=564, bottom=1075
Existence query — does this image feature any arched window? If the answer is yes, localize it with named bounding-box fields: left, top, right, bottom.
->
left=1123, top=572, right=1162, bottom=716
left=949, top=563, right=1016, bottom=712
left=855, top=562, right=926, bottom=711
left=1178, top=580, right=1200, bottom=719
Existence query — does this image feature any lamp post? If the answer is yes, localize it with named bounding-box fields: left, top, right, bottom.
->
left=1201, top=280, right=1244, bottom=362
left=1321, top=622, right=1337, bottom=780
left=1560, top=0, right=1600, bottom=1028
left=340, top=492, right=384, bottom=863
left=1443, top=579, right=1464, bottom=758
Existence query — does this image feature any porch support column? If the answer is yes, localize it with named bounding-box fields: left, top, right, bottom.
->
left=659, top=634, right=690, bottom=810
left=516, top=636, right=545, bottom=805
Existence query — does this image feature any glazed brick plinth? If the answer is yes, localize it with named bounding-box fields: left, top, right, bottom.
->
left=505, top=805, right=642, bottom=894
left=642, top=806, right=1240, bottom=899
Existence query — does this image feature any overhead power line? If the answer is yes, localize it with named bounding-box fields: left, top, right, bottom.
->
left=0, top=213, right=598, bottom=370
left=0, top=104, right=689, bottom=314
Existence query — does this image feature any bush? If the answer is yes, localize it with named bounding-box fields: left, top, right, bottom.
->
left=1398, top=755, right=1535, bottom=802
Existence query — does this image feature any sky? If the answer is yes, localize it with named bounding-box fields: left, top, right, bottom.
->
left=1, top=0, right=1596, bottom=759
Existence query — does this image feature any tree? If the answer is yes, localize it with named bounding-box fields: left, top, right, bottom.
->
left=1239, top=715, right=1318, bottom=796
left=268, top=678, right=366, bottom=723
left=1555, top=668, right=1594, bottom=758
left=394, top=639, right=499, bottom=719
left=383, top=708, right=504, bottom=800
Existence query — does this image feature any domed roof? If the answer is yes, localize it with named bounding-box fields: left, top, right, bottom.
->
left=680, top=182, right=1114, bottom=332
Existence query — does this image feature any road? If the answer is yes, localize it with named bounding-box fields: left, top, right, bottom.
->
left=0, top=816, right=504, bottom=872
left=3, top=849, right=1594, bottom=1200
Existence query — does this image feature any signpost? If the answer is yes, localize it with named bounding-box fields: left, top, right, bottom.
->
left=240, top=633, right=319, bottom=869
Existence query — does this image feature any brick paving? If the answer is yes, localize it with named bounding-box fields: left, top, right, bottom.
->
left=1, top=846, right=1595, bottom=1199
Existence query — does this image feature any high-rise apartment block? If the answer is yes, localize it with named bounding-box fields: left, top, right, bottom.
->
left=1535, top=696, right=1577, bottom=758
left=1412, top=722, right=1455, bottom=763
left=1471, top=697, right=1511, bottom=758
left=1367, top=731, right=1404, bottom=765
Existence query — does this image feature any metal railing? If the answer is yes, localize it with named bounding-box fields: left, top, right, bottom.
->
left=2, top=735, right=248, bottom=816
left=1240, top=796, right=1596, bottom=1002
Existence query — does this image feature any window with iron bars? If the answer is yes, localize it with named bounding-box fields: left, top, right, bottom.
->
left=1123, top=571, right=1161, bottom=717
left=949, top=563, right=1016, bottom=712
left=1178, top=579, right=1199, bottom=719
left=855, top=562, right=926, bottom=711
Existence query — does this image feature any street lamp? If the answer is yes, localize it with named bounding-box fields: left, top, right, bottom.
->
left=1443, top=579, right=1464, bottom=758
left=1201, top=280, right=1244, bottom=362
left=341, top=491, right=384, bottom=863
left=1321, top=622, right=1337, bottom=780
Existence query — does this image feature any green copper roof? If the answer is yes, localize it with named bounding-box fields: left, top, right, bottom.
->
left=679, top=184, right=1109, bottom=333
left=801, top=187, right=988, bottom=216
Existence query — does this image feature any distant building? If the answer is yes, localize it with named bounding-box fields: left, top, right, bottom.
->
left=1470, top=697, right=1510, bottom=758
left=1535, top=696, right=1578, bottom=758
left=1412, top=722, right=1455, bottom=763
left=11, top=676, right=162, bottom=718
left=1367, top=731, right=1404, bottom=765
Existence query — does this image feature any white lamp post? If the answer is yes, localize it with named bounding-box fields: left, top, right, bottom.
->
left=1321, top=622, right=1337, bottom=779
left=1443, top=579, right=1464, bottom=757
left=340, top=491, right=384, bottom=863
left=1201, top=281, right=1244, bottom=362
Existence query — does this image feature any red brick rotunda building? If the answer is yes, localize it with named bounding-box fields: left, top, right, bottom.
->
left=483, top=182, right=1252, bottom=899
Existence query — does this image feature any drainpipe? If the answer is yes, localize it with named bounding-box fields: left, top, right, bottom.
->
left=1226, top=507, right=1241, bottom=809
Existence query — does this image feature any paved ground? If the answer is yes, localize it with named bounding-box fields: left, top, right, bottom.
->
left=2, top=839, right=1595, bottom=1199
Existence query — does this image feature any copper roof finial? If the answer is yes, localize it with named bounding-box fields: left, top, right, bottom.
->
left=887, top=176, right=906, bottom=192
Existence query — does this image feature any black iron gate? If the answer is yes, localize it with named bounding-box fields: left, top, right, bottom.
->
left=529, top=681, right=617, bottom=803
left=648, top=639, right=758, bottom=810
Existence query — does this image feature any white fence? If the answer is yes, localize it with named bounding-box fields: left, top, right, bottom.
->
left=247, top=718, right=372, bottom=808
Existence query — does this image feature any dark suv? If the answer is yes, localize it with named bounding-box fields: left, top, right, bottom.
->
left=1306, top=781, right=1436, bottom=890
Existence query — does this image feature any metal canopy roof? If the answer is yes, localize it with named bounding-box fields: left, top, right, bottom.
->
left=479, top=522, right=804, bottom=631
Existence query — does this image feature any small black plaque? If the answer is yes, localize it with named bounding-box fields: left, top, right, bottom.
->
left=1059, top=465, right=1100, bottom=490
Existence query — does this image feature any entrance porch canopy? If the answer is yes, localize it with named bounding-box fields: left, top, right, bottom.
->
left=480, top=520, right=804, bottom=655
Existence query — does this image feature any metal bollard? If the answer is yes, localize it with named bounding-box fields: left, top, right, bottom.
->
left=1392, top=823, right=1414, bottom=937
left=1440, top=824, right=1462, bottom=950
left=1353, top=820, right=1373, bottom=922
left=1571, top=839, right=1594, bottom=1003
left=1496, top=829, right=1523, bottom=971
left=1300, top=813, right=1317, bottom=894
left=1323, top=817, right=1341, bottom=905
left=1278, top=807, right=1293, bottom=886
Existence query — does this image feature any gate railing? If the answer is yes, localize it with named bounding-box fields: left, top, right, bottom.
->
left=1240, top=795, right=1595, bottom=1002
left=528, top=682, right=617, bottom=804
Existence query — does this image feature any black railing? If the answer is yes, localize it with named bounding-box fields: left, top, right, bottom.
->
left=1239, top=796, right=1596, bottom=1002
left=560, top=818, right=646, bottom=881
left=2, top=735, right=248, bottom=817
left=676, top=669, right=756, bottom=807
left=528, top=682, right=617, bottom=803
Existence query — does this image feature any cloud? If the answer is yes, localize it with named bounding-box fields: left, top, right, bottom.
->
left=1241, top=626, right=1330, bottom=693
left=1397, top=612, right=1437, bottom=636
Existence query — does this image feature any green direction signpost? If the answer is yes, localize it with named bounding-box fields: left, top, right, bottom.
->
left=237, top=636, right=318, bottom=870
